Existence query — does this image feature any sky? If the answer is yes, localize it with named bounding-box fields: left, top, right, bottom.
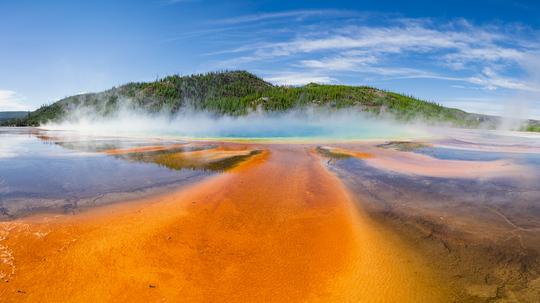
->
left=1, top=0, right=540, bottom=119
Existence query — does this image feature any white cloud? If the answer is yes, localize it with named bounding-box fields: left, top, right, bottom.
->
left=217, top=21, right=501, bottom=59
left=215, top=16, right=539, bottom=92
left=443, top=47, right=526, bottom=69
left=265, top=73, right=336, bottom=86
left=211, top=9, right=360, bottom=25
left=442, top=98, right=505, bottom=116
left=299, top=56, right=377, bottom=70
left=462, top=67, right=540, bottom=92
left=278, top=26, right=463, bottom=54
left=0, top=90, right=31, bottom=111
left=442, top=97, right=540, bottom=120
left=166, top=0, right=199, bottom=4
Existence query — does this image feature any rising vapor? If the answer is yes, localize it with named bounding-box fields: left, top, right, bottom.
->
left=42, top=106, right=427, bottom=140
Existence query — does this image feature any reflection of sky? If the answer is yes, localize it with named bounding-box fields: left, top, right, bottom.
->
left=0, top=130, right=209, bottom=203
left=415, top=147, right=540, bottom=166
left=0, top=132, right=94, bottom=159
left=0, top=135, right=27, bottom=159
left=2, top=126, right=540, bottom=205
left=416, top=129, right=540, bottom=167
left=440, top=129, right=540, bottom=148
left=332, top=156, right=540, bottom=228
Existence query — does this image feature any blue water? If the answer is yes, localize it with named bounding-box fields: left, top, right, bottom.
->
left=415, top=147, right=540, bottom=165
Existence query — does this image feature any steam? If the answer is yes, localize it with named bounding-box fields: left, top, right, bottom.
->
left=496, top=51, right=540, bottom=131
left=42, top=106, right=428, bottom=141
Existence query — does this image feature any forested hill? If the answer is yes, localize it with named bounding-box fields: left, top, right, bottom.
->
left=2, top=70, right=536, bottom=130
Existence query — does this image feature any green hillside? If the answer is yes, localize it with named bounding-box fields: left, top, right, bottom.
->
left=1, top=70, right=530, bottom=130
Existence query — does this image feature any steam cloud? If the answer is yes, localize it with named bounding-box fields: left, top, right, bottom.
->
left=42, top=106, right=428, bottom=140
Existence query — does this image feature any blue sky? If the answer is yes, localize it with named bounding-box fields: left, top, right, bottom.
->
left=1, top=0, right=540, bottom=119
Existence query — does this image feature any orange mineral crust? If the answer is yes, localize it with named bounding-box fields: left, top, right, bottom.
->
left=0, top=145, right=449, bottom=302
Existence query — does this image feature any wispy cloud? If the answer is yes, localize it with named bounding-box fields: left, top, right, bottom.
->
left=265, top=72, right=336, bottom=86
left=211, top=9, right=362, bottom=25
left=165, top=0, right=199, bottom=4
left=298, top=55, right=378, bottom=70
left=212, top=14, right=540, bottom=93
left=0, top=90, right=31, bottom=111
left=466, top=67, right=539, bottom=92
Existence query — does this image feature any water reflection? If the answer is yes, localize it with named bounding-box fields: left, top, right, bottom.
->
left=0, top=128, right=259, bottom=219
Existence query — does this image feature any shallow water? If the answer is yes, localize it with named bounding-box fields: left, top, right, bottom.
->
left=0, top=128, right=215, bottom=218
left=415, top=146, right=540, bottom=165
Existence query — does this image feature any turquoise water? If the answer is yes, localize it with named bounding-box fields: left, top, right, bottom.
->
left=43, top=111, right=427, bottom=141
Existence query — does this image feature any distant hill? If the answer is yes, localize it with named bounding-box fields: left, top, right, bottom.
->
left=2, top=70, right=538, bottom=131
left=0, top=111, right=28, bottom=123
